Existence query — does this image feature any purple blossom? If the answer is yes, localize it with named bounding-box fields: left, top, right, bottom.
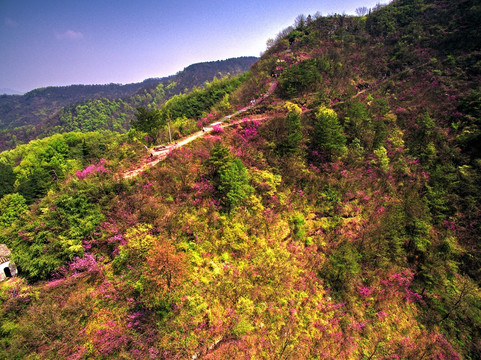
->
left=93, top=321, right=128, bottom=356
left=240, top=126, right=258, bottom=140
left=375, top=206, right=385, bottom=214
left=407, top=289, right=423, bottom=302
left=211, top=124, right=224, bottom=134
left=357, top=285, right=373, bottom=297
left=377, top=311, right=388, bottom=321
left=149, top=347, right=160, bottom=359
left=443, top=219, right=456, bottom=231
left=192, top=179, right=214, bottom=194
left=127, top=311, right=144, bottom=330
left=349, top=321, right=366, bottom=331
left=66, top=346, right=88, bottom=360
left=76, top=158, right=108, bottom=180
left=197, top=118, right=208, bottom=128
left=47, top=278, right=65, bottom=288
left=69, top=253, right=99, bottom=275
left=143, top=181, right=153, bottom=190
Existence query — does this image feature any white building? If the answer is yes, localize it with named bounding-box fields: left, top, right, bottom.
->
left=0, top=244, right=17, bottom=281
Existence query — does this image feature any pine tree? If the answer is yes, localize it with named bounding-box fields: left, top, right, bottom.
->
left=277, top=102, right=303, bottom=156
left=314, top=106, right=347, bottom=160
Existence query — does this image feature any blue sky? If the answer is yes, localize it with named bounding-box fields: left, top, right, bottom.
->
left=1, top=0, right=384, bottom=93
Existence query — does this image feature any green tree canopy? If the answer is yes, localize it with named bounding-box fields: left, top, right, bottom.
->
left=0, top=193, right=28, bottom=228
left=132, top=107, right=163, bottom=142
left=204, top=142, right=253, bottom=211
left=313, top=106, right=347, bottom=160
left=276, top=102, right=303, bottom=156
left=0, top=162, right=15, bottom=199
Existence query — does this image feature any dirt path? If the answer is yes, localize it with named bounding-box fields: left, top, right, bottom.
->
left=123, top=81, right=277, bottom=179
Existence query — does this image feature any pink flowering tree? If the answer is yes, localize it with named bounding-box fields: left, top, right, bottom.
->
left=211, top=124, right=224, bottom=134
left=76, top=158, right=108, bottom=180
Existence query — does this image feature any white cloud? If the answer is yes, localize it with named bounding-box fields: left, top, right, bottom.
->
left=56, top=30, right=84, bottom=40
left=4, top=17, right=19, bottom=28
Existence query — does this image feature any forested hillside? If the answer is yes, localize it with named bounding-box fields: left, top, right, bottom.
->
left=1, top=0, right=480, bottom=358
left=0, top=57, right=257, bottom=151
left=0, top=80, right=161, bottom=130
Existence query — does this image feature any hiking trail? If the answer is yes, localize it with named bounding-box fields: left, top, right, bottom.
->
left=122, top=81, right=277, bottom=179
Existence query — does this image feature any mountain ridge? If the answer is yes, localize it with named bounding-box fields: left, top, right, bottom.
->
left=0, top=56, right=257, bottom=130
left=0, top=56, right=257, bottom=150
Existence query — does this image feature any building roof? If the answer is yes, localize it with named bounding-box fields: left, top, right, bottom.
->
left=0, top=244, right=11, bottom=258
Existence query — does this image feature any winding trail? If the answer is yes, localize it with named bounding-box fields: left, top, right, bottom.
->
left=123, top=81, right=277, bottom=179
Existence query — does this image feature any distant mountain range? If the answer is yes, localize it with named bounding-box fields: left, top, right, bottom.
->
left=0, top=56, right=257, bottom=150
left=0, top=57, right=257, bottom=131
left=0, top=88, right=24, bottom=96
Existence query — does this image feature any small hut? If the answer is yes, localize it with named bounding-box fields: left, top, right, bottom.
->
left=0, top=244, right=17, bottom=281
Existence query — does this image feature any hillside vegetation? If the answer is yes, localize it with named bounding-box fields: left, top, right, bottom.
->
left=0, top=57, right=257, bottom=151
left=1, top=0, right=481, bottom=358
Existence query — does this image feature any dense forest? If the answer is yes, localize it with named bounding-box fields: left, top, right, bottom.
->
left=1, top=0, right=481, bottom=358
left=0, top=56, right=257, bottom=151
left=0, top=80, right=162, bottom=129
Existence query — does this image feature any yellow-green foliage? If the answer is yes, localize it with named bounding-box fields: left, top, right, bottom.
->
left=250, top=168, right=282, bottom=198
left=373, top=145, right=390, bottom=171
left=118, top=224, right=156, bottom=262
left=284, top=101, right=302, bottom=114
